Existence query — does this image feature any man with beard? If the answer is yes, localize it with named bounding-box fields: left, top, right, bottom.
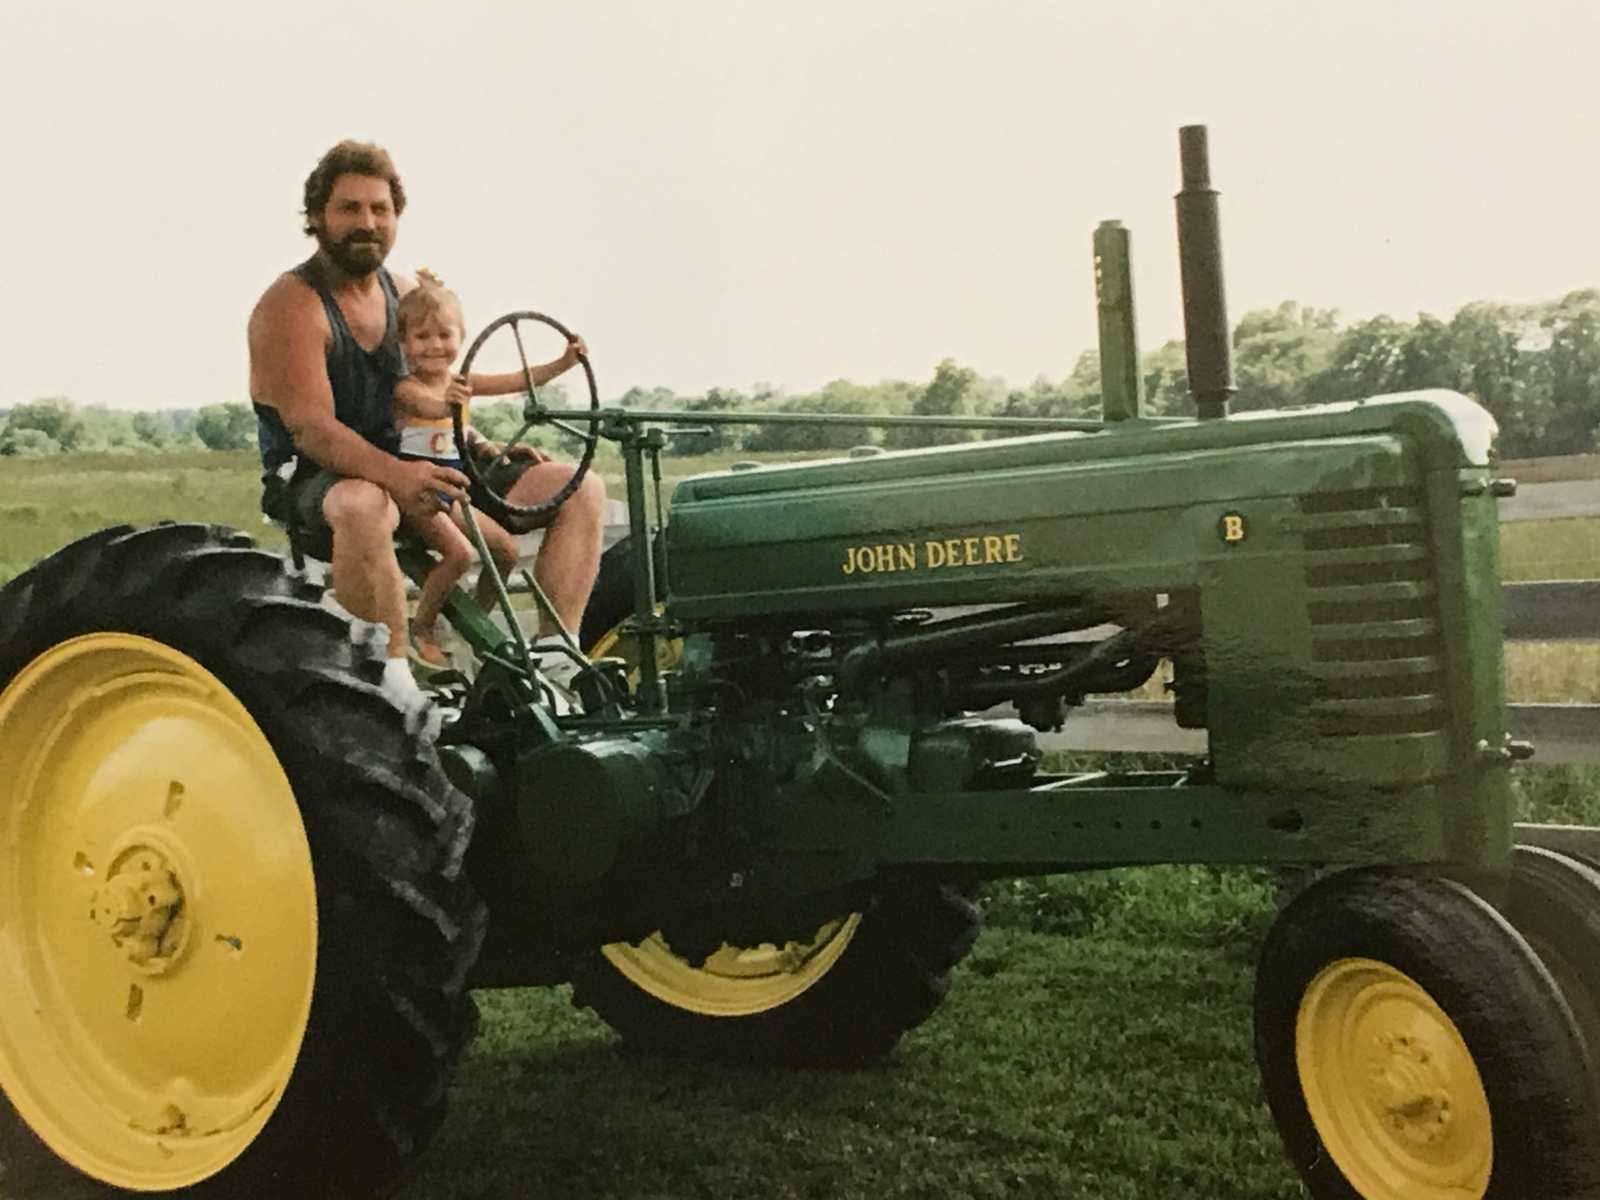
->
left=248, top=139, right=607, bottom=705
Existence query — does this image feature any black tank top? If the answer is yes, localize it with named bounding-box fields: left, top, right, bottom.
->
left=255, top=262, right=404, bottom=470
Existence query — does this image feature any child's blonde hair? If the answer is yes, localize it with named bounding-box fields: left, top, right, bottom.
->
left=397, top=267, right=465, bottom=336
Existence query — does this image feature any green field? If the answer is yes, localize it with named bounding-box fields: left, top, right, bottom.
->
left=1, top=453, right=1597, bottom=1199
left=1499, top=513, right=1600, bottom=583
left=3, top=450, right=1596, bottom=581
left=0, top=448, right=837, bottom=586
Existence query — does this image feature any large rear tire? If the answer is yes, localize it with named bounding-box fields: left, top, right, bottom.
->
left=572, top=536, right=980, bottom=1065
left=0, top=524, right=485, bottom=1197
left=1254, top=866, right=1600, bottom=1200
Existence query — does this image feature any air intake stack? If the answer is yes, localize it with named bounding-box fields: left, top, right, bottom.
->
left=1093, top=220, right=1145, bottom=422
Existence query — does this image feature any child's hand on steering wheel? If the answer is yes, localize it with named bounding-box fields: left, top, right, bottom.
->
left=559, top=335, right=588, bottom=371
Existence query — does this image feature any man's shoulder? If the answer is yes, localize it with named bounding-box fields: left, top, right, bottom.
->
left=250, top=267, right=329, bottom=336
left=387, top=267, right=417, bottom=297
left=257, top=265, right=319, bottom=306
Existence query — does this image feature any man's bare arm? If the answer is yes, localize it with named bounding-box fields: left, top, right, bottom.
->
left=248, top=275, right=465, bottom=516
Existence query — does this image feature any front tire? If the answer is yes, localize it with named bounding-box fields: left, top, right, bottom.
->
left=0, top=524, right=485, bottom=1197
left=1254, top=867, right=1600, bottom=1200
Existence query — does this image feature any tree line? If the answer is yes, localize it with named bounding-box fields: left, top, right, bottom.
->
left=0, top=402, right=254, bottom=457
left=5, top=288, right=1597, bottom=461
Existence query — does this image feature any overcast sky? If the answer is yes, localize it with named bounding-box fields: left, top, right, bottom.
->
left=4, top=1, right=1598, bottom=413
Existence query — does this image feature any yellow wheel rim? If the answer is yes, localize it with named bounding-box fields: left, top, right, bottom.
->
left=590, top=616, right=863, bottom=1016
left=1296, top=957, right=1492, bottom=1200
left=0, top=634, right=317, bottom=1190
left=600, top=916, right=863, bottom=1016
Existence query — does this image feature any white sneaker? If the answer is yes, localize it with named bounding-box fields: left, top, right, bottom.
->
left=540, top=651, right=583, bottom=687
left=537, top=650, right=584, bottom=714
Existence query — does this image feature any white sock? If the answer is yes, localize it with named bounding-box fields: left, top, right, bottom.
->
left=320, top=593, right=392, bottom=654
left=381, top=657, right=443, bottom=739
left=383, top=655, right=421, bottom=691
left=321, top=591, right=357, bottom=622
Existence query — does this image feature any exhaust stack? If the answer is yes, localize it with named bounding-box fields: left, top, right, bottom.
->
left=1175, top=125, right=1235, bottom=420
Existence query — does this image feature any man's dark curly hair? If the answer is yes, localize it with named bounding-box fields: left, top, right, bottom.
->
left=301, top=140, right=406, bottom=235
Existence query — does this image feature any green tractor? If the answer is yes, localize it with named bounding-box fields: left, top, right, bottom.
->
left=4, top=127, right=1599, bottom=1200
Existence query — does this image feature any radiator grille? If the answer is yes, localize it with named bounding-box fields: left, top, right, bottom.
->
left=1293, top=488, right=1446, bottom=737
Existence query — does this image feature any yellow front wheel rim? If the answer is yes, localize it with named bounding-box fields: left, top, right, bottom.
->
left=1297, top=957, right=1492, bottom=1200
left=0, top=634, right=318, bottom=1190
left=601, top=916, right=863, bottom=1016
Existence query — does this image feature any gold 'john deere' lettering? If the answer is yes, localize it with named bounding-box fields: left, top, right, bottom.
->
left=841, top=533, right=1024, bottom=575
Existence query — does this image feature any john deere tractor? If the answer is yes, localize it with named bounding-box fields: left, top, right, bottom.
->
left=4, top=127, right=1599, bottom=1200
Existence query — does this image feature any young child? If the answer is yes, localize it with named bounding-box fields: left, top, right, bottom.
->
left=393, top=270, right=587, bottom=667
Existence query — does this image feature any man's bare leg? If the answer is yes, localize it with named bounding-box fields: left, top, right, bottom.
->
left=505, top=463, right=607, bottom=637
left=324, top=478, right=409, bottom=658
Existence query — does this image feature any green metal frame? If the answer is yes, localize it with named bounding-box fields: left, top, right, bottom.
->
left=424, top=392, right=1518, bottom=896
left=420, top=124, right=1542, bottom=933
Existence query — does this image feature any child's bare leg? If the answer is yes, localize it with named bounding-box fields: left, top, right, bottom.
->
left=411, top=511, right=476, bottom=662
left=466, top=510, right=523, bottom=612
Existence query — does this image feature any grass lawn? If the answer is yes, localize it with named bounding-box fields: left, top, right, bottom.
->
left=0, top=924, right=1306, bottom=1200
left=416, top=930, right=1303, bottom=1200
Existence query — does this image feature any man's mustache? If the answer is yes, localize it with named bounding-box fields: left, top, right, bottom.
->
left=341, top=232, right=383, bottom=246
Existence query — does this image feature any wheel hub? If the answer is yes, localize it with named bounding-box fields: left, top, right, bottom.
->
left=89, top=844, right=190, bottom=973
left=1371, top=1031, right=1453, bottom=1146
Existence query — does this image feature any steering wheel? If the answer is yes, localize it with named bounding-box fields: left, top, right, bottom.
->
left=453, top=311, right=600, bottom=526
